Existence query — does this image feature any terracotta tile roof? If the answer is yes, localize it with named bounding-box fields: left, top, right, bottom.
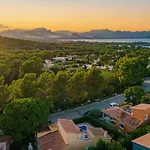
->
left=88, top=127, right=111, bottom=139
left=37, top=123, right=58, bottom=138
left=88, top=127, right=105, bottom=137
left=102, top=107, right=142, bottom=128
left=132, top=133, right=150, bottom=148
left=38, top=131, right=66, bottom=150
left=131, top=104, right=150, bottom=110
left=102, top=107, right=119, bottom=119
left=121, top=112, right=142, bottom=128
left=0, top=136, right=11, bottom=150
left=0, top=136, right=11, bottom=143
left=58, top=119, right=80, bottom=133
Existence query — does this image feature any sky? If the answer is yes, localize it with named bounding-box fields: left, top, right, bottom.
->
left=0, top=0, right=150, bottom=32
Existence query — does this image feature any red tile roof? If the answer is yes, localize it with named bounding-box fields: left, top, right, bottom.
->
left=58, top=119, right=80, bottom=133
left=102, top=107, right=142, bottom=128
left=131, top=104, right=150, bottom=110
left=38, top=131, right=67, bottom=150
left=0, top=136, right=11, bottom=143
left=132, top=133, right=150, bottom=148
left=88, top=127, right=105, bottom=137
left=102, top=107, right=119, bottom=119
left=121, top=112, right=142, bottom=128
left=0, top=136, right=11, bottom=150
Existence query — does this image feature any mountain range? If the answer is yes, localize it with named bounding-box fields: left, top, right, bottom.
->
left=0, top=28, right=150, bottom=42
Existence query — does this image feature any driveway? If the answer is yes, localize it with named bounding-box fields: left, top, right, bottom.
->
left=49, top=94, right=126, bottom=122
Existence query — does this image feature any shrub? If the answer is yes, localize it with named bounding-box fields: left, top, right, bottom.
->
left=88, top=109, right=103, bottom=118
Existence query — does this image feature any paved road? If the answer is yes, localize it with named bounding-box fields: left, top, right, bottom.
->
left=49, top=78, right=150, bottom=122
left=49, top=94, right=126, bottom=122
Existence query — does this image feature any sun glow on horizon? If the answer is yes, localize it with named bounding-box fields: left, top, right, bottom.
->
left=1, top=0, right=150, bottom=32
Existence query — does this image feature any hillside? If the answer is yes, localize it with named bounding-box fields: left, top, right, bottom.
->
left=1, top=28, right=150, bottom=42
left=0, top=36, right=63, bottom=50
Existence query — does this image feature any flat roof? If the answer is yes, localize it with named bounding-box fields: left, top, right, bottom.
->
left=131, top=104, right=150, bottom=110
left=132, top=133, right=150, bottom=148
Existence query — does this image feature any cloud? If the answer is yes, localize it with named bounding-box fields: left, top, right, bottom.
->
left=0, top=24, right=9, bottom=28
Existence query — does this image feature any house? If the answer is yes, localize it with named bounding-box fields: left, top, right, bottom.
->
left=97, top=66, right=114, bottom=71
left=132, top=133, right=150, bottom=150
left=37, top=123, right=67, bottom=150
left=53, top=57, right=67, bottom=63
left=67, top=56, right=73, bottom=61
left=84, top=64, right=92, bottom=69
left=0, top=136, right=11, bottom=150
left=131, top=104, right=150, bottom=123
left=43, top=60, right=54, bottom=68
left=102, top=104, right=150, bottom=133
left=53, top=56, right=73, bottom=63
left=37, top=119, right=111, bottom=150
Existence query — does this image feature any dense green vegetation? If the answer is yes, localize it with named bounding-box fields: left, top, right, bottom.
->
left=0, top=36, right=150, bottom=146
left=115, top=56, right=148, bottom=88
left=124, top=86, right=145, bottom=105
left=0, top=98, right=49, bottom=141
left=88, top=140, right=126, bottom=150
left=0, top=37, right=149, bottom=113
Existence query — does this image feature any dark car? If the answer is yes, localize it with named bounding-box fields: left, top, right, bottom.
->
left=83, top=110, right=90, bottom=116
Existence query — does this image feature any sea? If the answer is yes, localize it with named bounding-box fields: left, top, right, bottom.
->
left=62, top=38, right=150, bottom=43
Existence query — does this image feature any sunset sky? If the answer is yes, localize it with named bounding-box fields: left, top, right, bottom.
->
left=1, top=0, right=150, bottom=32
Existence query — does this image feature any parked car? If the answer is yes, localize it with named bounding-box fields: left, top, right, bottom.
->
left=83, top=110, right=90, bottom=116
left=108, top=102, right=118, bottom=108
left=47, top=120, right=54, bottom=124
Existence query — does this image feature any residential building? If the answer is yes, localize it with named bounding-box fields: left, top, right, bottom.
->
left=53, top=56, right=73, bottom=63
left=102, top=104, right=150, bottom=133
left=37, top=119, right=111, bottom=150
left=0, top=136, right=11, bottom=150
left=53, top=57, right=67, bottom=63
left=131, top=104, right=150, bottom=123
left=97, top=65, right=114, bottom=71
left=43, top=60, right=54, bottom=68
left=132, top=133, right=150, bottom=150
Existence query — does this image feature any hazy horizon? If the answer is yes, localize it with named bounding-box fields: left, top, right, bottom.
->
left=1, top=0, right=150, bottom=32
left=1, top=27, right=150, bottom=33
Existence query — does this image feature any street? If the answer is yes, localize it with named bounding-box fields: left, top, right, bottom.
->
left=49, top=77, right=150, bottom=122
left=49, top=94, right=126, bottom=122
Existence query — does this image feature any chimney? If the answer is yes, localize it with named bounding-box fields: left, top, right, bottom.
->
left=104, top=131, right=107, bottom=137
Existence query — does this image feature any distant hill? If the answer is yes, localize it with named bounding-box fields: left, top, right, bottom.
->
left=0, top=28, right=84, bottom=42
left=0, top=36, right=61, bottom=50
left=81, top=29, right=150, bottom=39
left=0, top=28, right=150, bottom=42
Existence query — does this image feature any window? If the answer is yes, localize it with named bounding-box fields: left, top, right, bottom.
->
left=119, top=123, right=124, bottom=129
left=144, top=114, right=148, bottom=120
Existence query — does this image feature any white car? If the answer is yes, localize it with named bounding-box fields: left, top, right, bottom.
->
left=109, top=102, right=118, bottom=108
